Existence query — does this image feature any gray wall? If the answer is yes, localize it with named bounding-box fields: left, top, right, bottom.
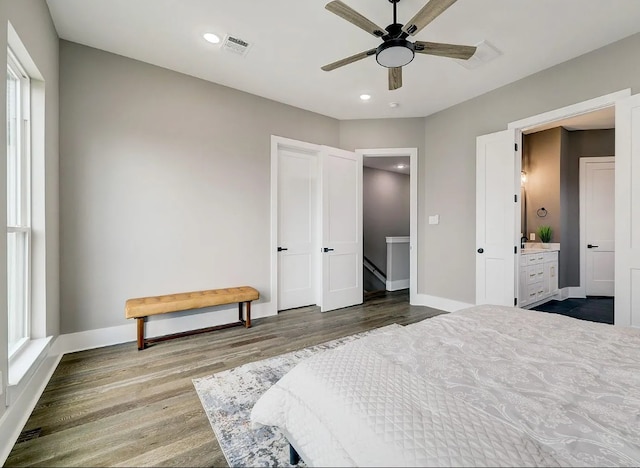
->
left=363, top=167, right=410, bottom=275
left=523, top=128, right=562, bottom=243
left=56, top=29, right=640, bottom=332
left=59, top=41, right=339, bottom=333
left=419, top=32, right=640, bottom=305
left=561, top=129, right=615, bottom=287
left=0, top=0, right=59, bottom=415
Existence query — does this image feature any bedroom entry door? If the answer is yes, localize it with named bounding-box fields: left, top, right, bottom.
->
left=476, top=129, right=519, bottom=306
left=582, top=158, right=615, bottom=296
left=273, top=137, right=363, bottom=313
left=277, top=147, right=319, bottom=310
left=320, top=145, right=363, bottom=312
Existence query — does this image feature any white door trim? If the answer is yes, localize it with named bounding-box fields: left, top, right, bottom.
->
left=579, top=156, right=615, bottom=298
left=356, top=148, right=418, bottom=304
left=271, top=135, right=322, bottom=315
left=508, top=89, right=631, bottom=132
left=507, top=89, right=630, bottom=302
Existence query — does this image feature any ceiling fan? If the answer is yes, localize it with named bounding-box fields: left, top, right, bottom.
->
left=321, top=0, right=477, bottom=90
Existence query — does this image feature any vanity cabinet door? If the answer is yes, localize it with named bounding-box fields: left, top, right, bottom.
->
left=545, top=261, right=559, bottom=295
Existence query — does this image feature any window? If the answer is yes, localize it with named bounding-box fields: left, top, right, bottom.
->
left=7, top=48, right=31, bottom=357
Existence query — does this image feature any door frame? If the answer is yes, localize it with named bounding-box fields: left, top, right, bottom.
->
left=356, top=148, right=418, bottom=304
left=505, top=89, right=630, bottom=302
left=579, top=156, right=615, bottom=298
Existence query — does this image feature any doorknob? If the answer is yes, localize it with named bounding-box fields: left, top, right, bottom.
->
left=587, top=244, right=599, bottom=249
left=477, top=248, right=484, bottom=254
left=323, top=247, right=335, bottom=252
left=277, top=247, right=288, bottom=252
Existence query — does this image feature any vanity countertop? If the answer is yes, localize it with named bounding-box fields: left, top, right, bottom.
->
left=521, top=243, right=560, bottom=253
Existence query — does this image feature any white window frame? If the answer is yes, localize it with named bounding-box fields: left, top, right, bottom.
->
left=7, top=47, right=32, bottom=358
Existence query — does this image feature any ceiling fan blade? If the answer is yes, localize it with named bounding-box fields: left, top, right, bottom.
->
left=325, top=0, right=386, bottom=38
left=415, top=41, right=476, bottom=60
left=402, top=0, right=458, bottom=36
left=321, top=48, right=376, bottom=71
left=389, top=67, right=402, bottom=91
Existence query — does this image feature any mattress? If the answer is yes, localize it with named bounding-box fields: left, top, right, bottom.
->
left=250, top=305, right=640, bottom=467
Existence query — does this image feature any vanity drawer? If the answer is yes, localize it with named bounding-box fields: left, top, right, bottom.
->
left=523, top=253, right=541, bottom=265
left=526, top=265, right=544, bottom=285
left=527, top=284, right=540, bottom=302
left=544, top=251, right=558, bottom=263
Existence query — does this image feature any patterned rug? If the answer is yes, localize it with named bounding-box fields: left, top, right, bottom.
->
left=193, top=324, right=402, bottom=467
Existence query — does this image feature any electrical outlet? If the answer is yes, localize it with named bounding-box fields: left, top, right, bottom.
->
left=530, top=233, right=536, bottom=241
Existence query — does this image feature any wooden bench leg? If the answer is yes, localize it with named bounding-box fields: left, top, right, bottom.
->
left=238, top=301, right=252, bottom=328
left=246, top=301, right=251, bottom=328
left=137, top=317, right=146, bottom=350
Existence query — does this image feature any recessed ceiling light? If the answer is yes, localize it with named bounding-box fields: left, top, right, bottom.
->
left=360, top=94, right=371, bottom=101
left=203, top=33, right=221, bottom=44
left=389, top=102, right=399, bottom=108
left=396, top=164, right=407, bottom=169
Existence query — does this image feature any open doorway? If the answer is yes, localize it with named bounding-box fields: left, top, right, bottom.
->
left=519, top=108, right=615, bottom=323
left=357, top=148, right=417, bottom=304
left=476, top=89, right=634, bottom=324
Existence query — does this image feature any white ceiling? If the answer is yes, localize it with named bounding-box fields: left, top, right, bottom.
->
left=46, top=0, right=640, bottom=120
left=363, top=156, right=410, bottom=174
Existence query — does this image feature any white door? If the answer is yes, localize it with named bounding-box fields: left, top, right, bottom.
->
left=320, top=145, right=363, bottom=312
left=277, top=148, right=318, bottom=310
left=615, top=94, right=640, bottom=327
left=476, top=130, right=519, bottom=306
left=582, top=158, right=615, bottom=296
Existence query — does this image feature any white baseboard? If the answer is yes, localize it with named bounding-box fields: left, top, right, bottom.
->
left=386, top=279, right=409, bottom=291
left=51, top=301, right=276, bottom=355
left=412, top=293, right=474, bottom=312
left=0, top=353, right=62, bottom=466
left=566, top=287, right=586, bottom=298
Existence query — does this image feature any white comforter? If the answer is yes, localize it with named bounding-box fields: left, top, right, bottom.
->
left=250, top=305, right=640, bottom=467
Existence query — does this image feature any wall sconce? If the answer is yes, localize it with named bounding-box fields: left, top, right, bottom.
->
left=520, top=171, right=527, bottom=185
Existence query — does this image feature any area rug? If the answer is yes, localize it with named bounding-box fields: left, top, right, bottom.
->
left=193, top=324, right=402, bottom=467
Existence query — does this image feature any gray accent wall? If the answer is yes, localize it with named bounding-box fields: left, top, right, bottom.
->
left=59, top=41, right=339, bottom=333
left=0, top=0, right=59, bottom=416
left=523, top=127, right=563, bottom=244
left=363, top=167, right=410, bottom=276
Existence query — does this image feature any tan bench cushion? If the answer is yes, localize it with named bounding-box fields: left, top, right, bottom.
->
left=125, top=286, right=259, bottom=319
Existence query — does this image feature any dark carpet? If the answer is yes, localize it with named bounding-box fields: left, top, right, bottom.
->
left=530, top=296, right=614, bottom=325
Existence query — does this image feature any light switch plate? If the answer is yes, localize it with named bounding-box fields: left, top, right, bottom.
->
left=428, top=215, right=439, bottom=225
left=530, top=233, right=536, bottom=241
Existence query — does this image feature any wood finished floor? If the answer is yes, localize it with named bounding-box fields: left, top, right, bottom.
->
left=5, top=291, right=445, bottom=467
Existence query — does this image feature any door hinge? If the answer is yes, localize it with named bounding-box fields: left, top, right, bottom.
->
left=515, top=143, right=518, bottom=151
left=514, top=246, right=517, bottom=254
left=514, top=194, right=518, bottom=203
left=514, top=297, right=518, bottom=306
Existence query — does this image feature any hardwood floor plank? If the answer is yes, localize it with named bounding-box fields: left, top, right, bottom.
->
left=6, top=291, right=445, bottom=467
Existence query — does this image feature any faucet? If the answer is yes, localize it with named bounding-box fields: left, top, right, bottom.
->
left=520, top=236, right=528, bottom=249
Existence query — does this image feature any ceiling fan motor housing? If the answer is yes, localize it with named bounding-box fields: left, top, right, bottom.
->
left=376, top=38, right=415, bottom=68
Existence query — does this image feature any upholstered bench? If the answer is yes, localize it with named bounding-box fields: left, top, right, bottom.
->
left=125, top=286, right=259, bottom=350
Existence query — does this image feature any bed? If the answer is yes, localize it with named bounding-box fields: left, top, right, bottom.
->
left=250, top=304, right=640, bottom=467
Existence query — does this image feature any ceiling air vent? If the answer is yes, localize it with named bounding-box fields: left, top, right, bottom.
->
left=456, top=40, right=502, bottom=70
left=222, top=34, right=252, bottom=57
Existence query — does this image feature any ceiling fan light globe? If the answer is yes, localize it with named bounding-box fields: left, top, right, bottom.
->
left=376, top=39, right=415, bottom=68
